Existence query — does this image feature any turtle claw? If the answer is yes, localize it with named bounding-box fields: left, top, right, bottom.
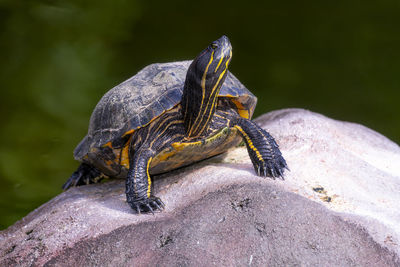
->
left=270, top=167, right=277, bottom=179
left=254, top=159, right=288, bottom=180
left=152, top=198, right=165, bottom=211
left=129, top=196, right=165, bottom=214
left=63, top=163, right=102, bottom=190
left=234, top=118, right=288, bottom=180
left=251, top=146, right=288, bottom=180
left=146, top=204, right=155, bottom=215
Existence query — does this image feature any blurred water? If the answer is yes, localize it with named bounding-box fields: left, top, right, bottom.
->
left=1, top=0, right=399, bottom=229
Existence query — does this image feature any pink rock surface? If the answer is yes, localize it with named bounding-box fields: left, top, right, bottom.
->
left=1, top=108, right=399, bottom=266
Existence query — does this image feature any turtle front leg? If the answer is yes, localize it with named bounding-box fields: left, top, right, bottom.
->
left=126, top=149, right=165, bottom=214
left=231, top=117, right=288, bottom=179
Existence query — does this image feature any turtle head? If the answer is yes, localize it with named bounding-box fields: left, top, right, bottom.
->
left=193, top=35, right=232, bottom=81
left=182, top=35, right=232, bottom=138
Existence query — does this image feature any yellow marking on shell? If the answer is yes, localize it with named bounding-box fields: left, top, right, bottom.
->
left=234, top=125, right=264, bottom=162
left=87, top=146, right=120, bottom=174
left=231, top=98, right=245, bottom=109
left=101, top=139, right=131, bottom=170
left=120, top=144, right=130, bottom=168
left=122, top=129, right=135, bottom=137
left=146, top=157, right=152, bottom=198
left=237, top=109, right=249, bottom=119
left=231, top=99, right=250, bottom=119
left=103, top=141, right=113, bottom=148
left=188, top=50, right=214, bottom=136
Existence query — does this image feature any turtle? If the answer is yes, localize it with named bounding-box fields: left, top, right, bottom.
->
left=63, top=35, right=288, bottom=214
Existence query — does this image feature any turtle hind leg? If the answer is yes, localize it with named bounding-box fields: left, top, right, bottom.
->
left=231, top=118, right=288, bottom=179
left=62, top=163, right=103, bottom=190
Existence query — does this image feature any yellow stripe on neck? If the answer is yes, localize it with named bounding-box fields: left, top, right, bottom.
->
left=146, top=157, right=153, bottom=198
left=188, top=51, right=214, bottom=137
left=196, top=57, right=231, bottom=135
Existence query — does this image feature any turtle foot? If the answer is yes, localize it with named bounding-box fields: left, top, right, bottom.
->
left=62, top=163, right=103, bottom=190
left=254, top=153, right=288, bottom=180
left=128, top=196, right=165, bottom=214
left=250, top=130, right=288, bottom=180
left=232, top=117, right=288, bottom=180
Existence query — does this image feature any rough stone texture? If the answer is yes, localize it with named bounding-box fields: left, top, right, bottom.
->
left=1, top=108, right=399, bottom=266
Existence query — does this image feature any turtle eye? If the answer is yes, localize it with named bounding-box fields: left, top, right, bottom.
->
left=211, top=42, right=218, bottom=49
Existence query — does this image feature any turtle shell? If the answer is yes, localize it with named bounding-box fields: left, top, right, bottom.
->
left=74, top=60, right=257, bottom=161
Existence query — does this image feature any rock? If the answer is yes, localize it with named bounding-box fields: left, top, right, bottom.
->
left=1, top=108, right=399, bottom=266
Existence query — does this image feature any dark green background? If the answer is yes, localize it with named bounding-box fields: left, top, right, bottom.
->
left=1, top=0, right=399, bottom=229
